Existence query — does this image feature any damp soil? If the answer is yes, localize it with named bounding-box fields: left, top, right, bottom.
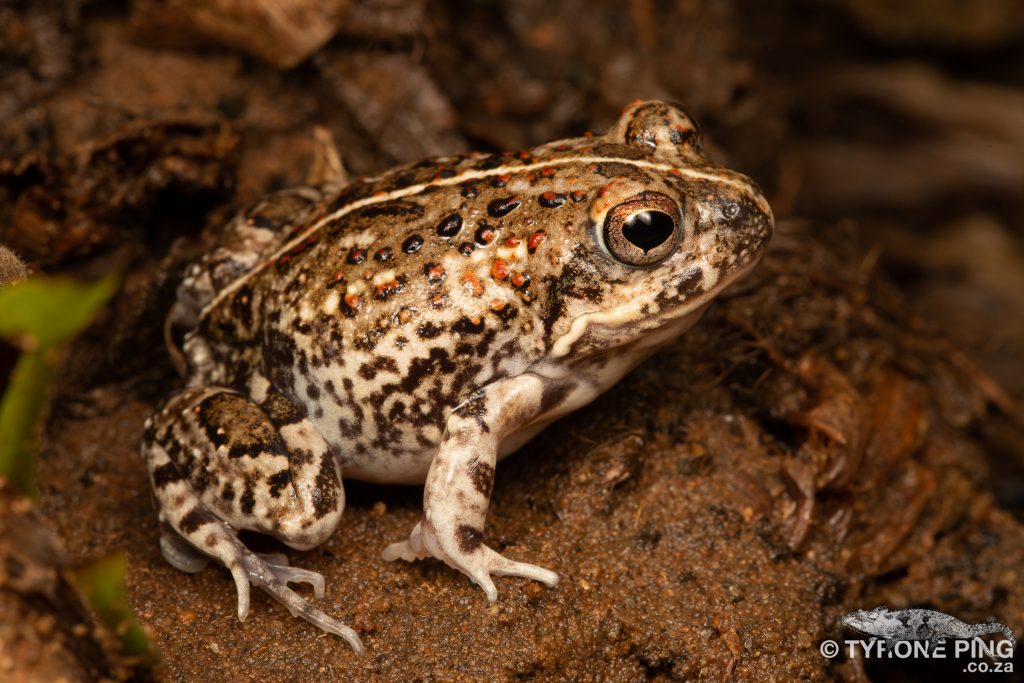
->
left=3, top=2, right=1024, bottom=681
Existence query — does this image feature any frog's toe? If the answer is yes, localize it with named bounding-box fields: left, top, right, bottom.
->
left=258, top=555, right=327, bottom=600
left=228, top=562, right=253, bottom=621
left=462, top=547, right=558, bottom=602
left=481, top=546, right=559, bottom=587
left=381, top=521, right=428, bottom=563
left=237, top=550, right=364, bottom=653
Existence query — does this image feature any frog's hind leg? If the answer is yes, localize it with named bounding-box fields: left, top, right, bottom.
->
left=142, top=386, right=363, bottom=653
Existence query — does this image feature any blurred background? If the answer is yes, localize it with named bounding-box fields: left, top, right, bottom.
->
left=1, top=1, right=1022, bottom=680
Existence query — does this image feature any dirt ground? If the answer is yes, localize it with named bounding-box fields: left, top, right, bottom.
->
left=2, top=1, right=1023, bottom=681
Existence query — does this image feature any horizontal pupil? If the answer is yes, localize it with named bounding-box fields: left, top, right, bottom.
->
left=621, top=210, right=675, bottom=253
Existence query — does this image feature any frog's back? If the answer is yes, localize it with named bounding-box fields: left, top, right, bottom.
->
left=185, top=102, right=764, bottom=482
left=189, top=149, right=590, bottom=481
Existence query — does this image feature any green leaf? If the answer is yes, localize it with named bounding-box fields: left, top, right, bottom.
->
left=0, top=274, right=117, bottom=498
left=0, top=274, right=118, bottom=349
left=71, top=553, right=152, bottom=657
left=0, top=351, right=54, bottom=497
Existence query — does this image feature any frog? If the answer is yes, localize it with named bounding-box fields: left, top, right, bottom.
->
left=142, top=100, right=773, bottom=653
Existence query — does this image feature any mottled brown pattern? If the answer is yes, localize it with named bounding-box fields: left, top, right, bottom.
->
left=142, top=101, right=772, bottom=646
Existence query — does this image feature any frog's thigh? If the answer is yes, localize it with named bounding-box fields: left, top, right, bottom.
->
left=154, top=386, right=344, bottom=549
left=142, top=386, right=362, bottom=651
left=383, top=373, right=563, bottom=601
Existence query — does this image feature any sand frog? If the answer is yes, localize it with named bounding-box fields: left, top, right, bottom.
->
left=142, top=101, right=773, bottom=652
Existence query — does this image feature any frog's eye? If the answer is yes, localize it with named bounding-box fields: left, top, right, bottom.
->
left=602, top=192, right=682, bottom=267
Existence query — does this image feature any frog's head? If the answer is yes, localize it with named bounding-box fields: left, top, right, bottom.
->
left=543, top=100, right=773, bottom=359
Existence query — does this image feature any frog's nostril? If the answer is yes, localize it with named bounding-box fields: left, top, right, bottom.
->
left=622, top=211, right=675, bottom=253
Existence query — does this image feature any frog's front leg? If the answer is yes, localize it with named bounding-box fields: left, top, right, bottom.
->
left=382, top=373, right=562, bottom=601
left=142, top=385, right=363, bottom=653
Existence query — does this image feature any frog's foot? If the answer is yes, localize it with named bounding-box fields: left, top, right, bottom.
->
left=231, top=547, right=363, bottom=653
left=143, top=386, right=363, bottom=653
left=382, top=520, right=559, bottom=602
left=254, top=552, right=326, bottom=599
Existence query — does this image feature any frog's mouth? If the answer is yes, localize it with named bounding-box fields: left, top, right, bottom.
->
left=548, top=256, right=762, bottom=359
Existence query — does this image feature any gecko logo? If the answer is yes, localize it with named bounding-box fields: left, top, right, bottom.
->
left=819, top=606, right=1016, bottom=672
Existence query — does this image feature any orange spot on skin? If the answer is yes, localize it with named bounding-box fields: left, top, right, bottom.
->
left=344, top=294, right=361, bottom=310
left=504, top=236, right=521, bottom=248
left=541, top=167, right=556, bottom=177
left=491, top=259, right=510, bottom=280
left=527, top=231, right=546, bottom=252
left=511, top=272, right=527, bottom=288
left=375, top=279, right=401, bottom=298
left=431, top=294, right=447, bottom=308
left=398, top=308, right=413, bottom=323
left=426, top=264, right=446, bottom=282
left=489, top=299, right=507, bottom=312
left=373, top=190, right=387, bottom=197
left=670, top=168, right=683, bottom=176
left=461, top=271, right=484, bottom=296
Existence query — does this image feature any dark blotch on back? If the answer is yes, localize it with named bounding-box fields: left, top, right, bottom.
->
left=346, top=248, right=367, bottom=265
left=355, top=201, right=425, bottom=220
left=453, top=316, right=485, bottom=335
left=488, top=196, right=522, bottom=218
left=417, top=321, right=444, bottom=339
left=437, top=213, right=463, bottom=237
left=402, top=235, right=424, bottom=253
left=538, top=192, right=567, bottom=209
